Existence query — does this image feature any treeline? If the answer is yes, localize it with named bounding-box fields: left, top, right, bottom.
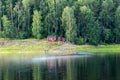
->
left=0, top=0, right=120, bottom=45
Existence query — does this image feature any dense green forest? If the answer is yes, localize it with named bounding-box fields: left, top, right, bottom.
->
left=0, top=0, right=120, bottom=45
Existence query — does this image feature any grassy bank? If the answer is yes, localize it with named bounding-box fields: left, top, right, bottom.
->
left=0, top=39, right=120, bottom=58
left=0, top=39, right=76, bottom=58
left=75, top=45, right=120, bottom=53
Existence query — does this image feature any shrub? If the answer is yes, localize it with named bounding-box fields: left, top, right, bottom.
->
left=89, top=39, right=99, bottom=45
left=17, top=31, right=30, bottom=39
left=0, top=31, right=3, bottom=38
left=76, top=37, right=85, bottom=45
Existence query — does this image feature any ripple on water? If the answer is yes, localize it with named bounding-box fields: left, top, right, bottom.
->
left=32, top=52, right=95, bottom=63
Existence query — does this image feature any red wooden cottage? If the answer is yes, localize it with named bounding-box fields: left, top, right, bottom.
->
left=47, top=36, right=56, bottom=42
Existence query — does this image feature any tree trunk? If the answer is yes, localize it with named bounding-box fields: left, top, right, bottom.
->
left=54, top=0, right=58, bottom=34
left=10, top=1, right=13, bottom=25
left=18, top=11, right=20, bottom=31
left=0, top=1, right=2, bottom=31
left=28, top=9, right=30, bottom=31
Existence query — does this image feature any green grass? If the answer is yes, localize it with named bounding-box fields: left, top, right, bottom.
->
left=75, top=45, right=120, bottom=54
left=0, top=39, right=65, bottom=58
left=0, top=39, right=120, bottom=58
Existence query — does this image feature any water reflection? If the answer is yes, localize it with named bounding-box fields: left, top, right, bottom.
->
left=0, top=54, right=120, bottom=80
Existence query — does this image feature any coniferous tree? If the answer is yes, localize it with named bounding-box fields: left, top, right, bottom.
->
left=115, top=6, right=120, bottom=43
left=99, top=0, right=115, bottom=43
left=62, top=6, right=77, bottom=43
left=0, top=0, right=119, bottom=44
left=80, top=6, right=100, bottom=44
left=0, top=1, right=2, bottom=31
left=32, top=10, right=42, bottom=39
left=2, top=15, right=16, bottom=38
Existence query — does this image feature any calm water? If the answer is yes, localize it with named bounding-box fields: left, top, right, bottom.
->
left=0, top=54, right=120, bottom=80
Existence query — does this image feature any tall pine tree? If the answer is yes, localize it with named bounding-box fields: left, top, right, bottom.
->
left=62, top=6, right=77, bottom=43
left=115, top=6, right=120, bottom=43
left=32, top=10, right=42, bottom=39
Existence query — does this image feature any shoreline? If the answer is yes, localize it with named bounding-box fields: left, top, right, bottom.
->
left=0, top=39, right=120, bottom=58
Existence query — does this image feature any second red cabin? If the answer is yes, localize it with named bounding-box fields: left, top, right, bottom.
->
left=58, top=37, right=65, bottom=42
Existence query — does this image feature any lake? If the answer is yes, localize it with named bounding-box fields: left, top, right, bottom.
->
left=0, top=53, right=120, bottom=80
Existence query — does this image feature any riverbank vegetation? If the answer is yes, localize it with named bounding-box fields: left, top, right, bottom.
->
left=0, top=39, right=120, bottom=58
left=75, top=45, right=120, bottom=53
left=0, top=0, right=120, bottom=45
left=0, top=39, right=76, bottom=57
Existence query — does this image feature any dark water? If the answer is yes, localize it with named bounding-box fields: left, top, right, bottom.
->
left=0, top=54, right=120, bottom=80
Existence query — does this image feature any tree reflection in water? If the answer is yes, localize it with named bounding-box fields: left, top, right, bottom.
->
left=0, top=55, right=120, bottom=80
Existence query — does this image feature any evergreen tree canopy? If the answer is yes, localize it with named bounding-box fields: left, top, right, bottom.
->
left=62, top=6, right=77, bottom=43
left=32, top=10, right=42, bottom=39
left=0, top=0, right=120, bottom=45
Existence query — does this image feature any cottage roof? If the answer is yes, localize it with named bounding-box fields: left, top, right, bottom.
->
left=47, top=36, right=56, bottom=38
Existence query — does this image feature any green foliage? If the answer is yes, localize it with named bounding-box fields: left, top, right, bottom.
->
left=115, top=6, right=120, bottom=43
left=62, top=6, right=77, bottom=43
left=1, top=15, right=16, bottom=39
left=17, top=31, right=30, bottom=39
left=0, top=0, right=120, bottom=45
left=102, top=29, right=114, bottom=44
left=76, top=37, right=85, bottom=45
left=32, top=10, right=42, bottom=39
left=22, top=0, right=34, bottom=9
left=0, top=1, right=2, bottom=31
left=0, top=31, right=3, bottom=38
left=80, top=6, right=100, bottom=45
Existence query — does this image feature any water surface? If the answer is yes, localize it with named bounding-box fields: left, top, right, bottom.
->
left=0, top=53, right=120, bottom=80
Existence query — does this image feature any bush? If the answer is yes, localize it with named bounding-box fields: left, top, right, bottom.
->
left=0, top=31, right=3, bottom=38
left=89, top=39, right=99, bottom=45
left=17, top=31, right=30, bottom=39
left=76, top=37, right=85, bottom=45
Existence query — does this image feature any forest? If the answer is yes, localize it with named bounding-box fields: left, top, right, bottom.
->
left=0, top=0, right=120, bottom=45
